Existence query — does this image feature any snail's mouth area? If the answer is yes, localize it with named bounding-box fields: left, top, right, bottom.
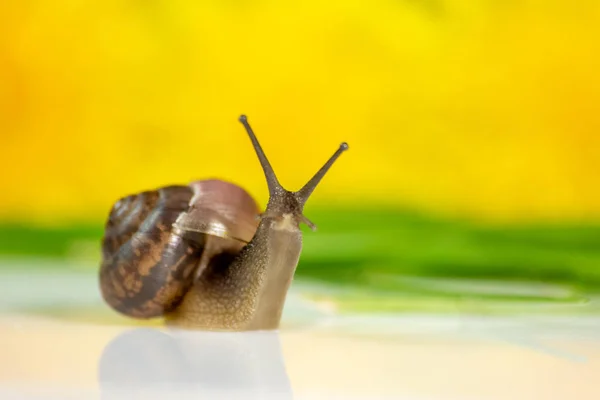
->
left=271, top=213, right=300, bottom=232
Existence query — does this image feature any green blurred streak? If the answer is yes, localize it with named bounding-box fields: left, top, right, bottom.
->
left=0, top=224, right=102, bottom=258
left=2, top=207, right=600, bottom=292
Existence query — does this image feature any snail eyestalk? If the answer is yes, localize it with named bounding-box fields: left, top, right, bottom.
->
left=239, top=114, right=348, bottom=231
left=295, top=142, right=349, bottom=206
left=239, top=115, right=282, bottom=195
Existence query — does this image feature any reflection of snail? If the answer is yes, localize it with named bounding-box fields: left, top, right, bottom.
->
left=99, top=115, right=349, bottom=330
left=98, top=328, right=293, bottom=399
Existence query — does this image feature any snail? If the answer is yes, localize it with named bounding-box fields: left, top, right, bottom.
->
left=99, top=115, right=348, bottom=331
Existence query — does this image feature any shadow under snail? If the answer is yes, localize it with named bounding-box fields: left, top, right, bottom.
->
left=99, top=115, right=349, bottom=331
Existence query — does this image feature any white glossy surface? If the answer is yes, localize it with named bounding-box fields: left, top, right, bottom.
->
left=1, top=269, right=599, bottom=399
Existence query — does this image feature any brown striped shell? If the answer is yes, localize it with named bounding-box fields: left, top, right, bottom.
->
left=99, top=180, right=260, bottom=319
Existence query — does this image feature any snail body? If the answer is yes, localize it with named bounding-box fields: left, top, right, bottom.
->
left=99, top=115, right=348, bottom=331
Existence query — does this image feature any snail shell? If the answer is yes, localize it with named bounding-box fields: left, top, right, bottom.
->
left=99, top=179, right=260, bottom=319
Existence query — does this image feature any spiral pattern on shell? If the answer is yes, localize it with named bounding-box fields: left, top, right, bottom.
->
left=99, top=180, right=260, bottom=319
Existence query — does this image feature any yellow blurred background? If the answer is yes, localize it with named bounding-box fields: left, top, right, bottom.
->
left=1, top=0, right=599, bottom=225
